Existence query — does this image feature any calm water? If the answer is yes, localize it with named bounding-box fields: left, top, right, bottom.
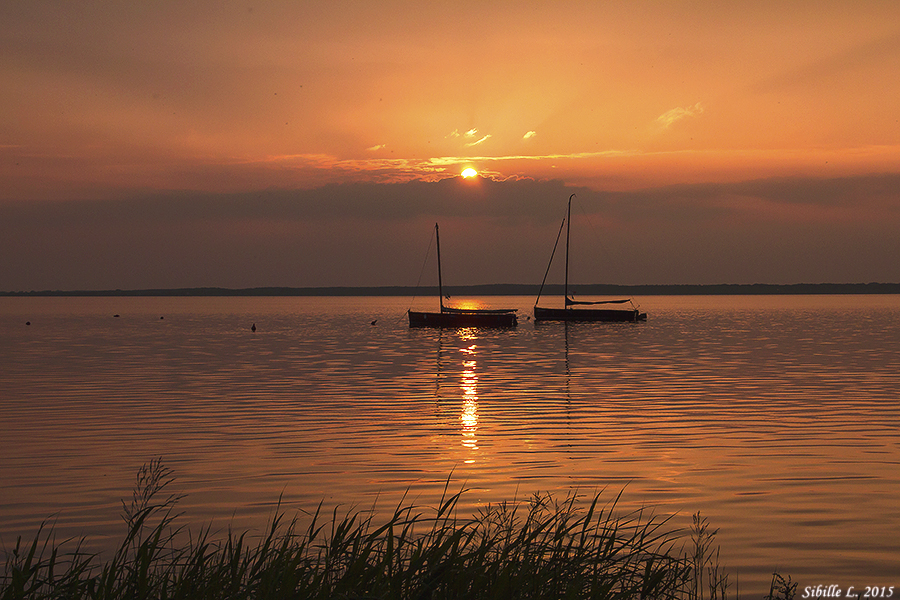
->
left=2, top=295, right=899, bottom=595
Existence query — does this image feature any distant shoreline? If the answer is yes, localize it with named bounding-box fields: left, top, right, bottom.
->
left=2, top=283, right=899, bottom=297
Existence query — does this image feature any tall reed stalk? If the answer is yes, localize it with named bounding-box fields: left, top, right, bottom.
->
left=2, top=460, right=752, bottom=600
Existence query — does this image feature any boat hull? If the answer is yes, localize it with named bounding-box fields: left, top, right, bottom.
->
left=533, top=306, right=647, bottom=322
left=408, top=310, right=518, bottom=328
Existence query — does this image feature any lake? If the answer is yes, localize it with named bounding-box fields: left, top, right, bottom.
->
left=2, top=294, right=899, bottom=596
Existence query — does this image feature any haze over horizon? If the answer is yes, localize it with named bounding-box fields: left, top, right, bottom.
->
left=3, top=2, right=899, bottom=291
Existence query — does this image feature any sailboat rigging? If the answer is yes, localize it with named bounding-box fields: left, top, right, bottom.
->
left=408, top=223, right=518, bottom=328
left=534, top=194, right=647, bottom=322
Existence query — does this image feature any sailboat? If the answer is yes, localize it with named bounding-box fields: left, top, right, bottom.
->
left=534, top=194, right=647, bottom=323
left=408, top=223, right=518, bottom=328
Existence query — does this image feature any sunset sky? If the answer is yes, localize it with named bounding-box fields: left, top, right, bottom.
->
left=2, top=1, right=899, bottom=290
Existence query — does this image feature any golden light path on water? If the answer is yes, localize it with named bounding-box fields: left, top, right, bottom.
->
left=458, top=330, right=480, bottom=462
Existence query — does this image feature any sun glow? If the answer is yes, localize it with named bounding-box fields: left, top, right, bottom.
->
left=461, top=168, right=478, bottom=178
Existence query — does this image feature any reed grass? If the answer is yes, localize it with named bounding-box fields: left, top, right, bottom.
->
left=3, top=459, right=752, bottom=600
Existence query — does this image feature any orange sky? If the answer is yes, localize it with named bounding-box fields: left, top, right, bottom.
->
left=2, top=1, right=900, bottom=289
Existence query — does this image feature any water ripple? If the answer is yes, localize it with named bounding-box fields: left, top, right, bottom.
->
left=2, top=295, right=900, bottom=593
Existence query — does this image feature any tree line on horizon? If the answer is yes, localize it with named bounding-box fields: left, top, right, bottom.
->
left=2, top=282, right=899, bottom=297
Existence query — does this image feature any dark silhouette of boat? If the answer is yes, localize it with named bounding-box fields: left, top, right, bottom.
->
left=534, top=194, right=646, bottom=323
left=408, top=223, right=518, bottom=328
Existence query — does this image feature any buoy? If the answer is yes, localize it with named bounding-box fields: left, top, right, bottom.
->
left=25, top=321, right=31, bottom=326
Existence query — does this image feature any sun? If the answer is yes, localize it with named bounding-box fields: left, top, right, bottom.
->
left=461, top=167, right=478, bottom=178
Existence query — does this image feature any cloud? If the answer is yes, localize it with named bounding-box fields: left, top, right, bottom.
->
left=253, top=148, right=643, bottom=186
left=523, top=131, right=536, bottom=140
left=3, top=173, right=899, bottom=290
left=0, top=178, right=582, bottom=289
left=464, top=135, right=491, bottom=147
left=656, top=103, right=705, bottom=129
left=367, top=144, right=386, bottom=151
left=446, top=129, right=491, bottom=146
left=447, top=128, right=482, bottom=139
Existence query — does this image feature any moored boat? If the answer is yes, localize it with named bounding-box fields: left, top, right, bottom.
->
left=408, top=223, right=518, bottom=328
left=533, top=194, right=646, bottom=323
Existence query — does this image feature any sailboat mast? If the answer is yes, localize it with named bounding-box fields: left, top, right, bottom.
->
left=534, top=218, right=565, bottom=306
left=435, top=223, right=444, bottom=312
left=565, top=193, right=574, bottom=307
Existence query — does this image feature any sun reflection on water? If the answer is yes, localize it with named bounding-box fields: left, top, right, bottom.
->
left=448, top=299, right=489, bottom=311
left=459, top=336, right=479, bottom=462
